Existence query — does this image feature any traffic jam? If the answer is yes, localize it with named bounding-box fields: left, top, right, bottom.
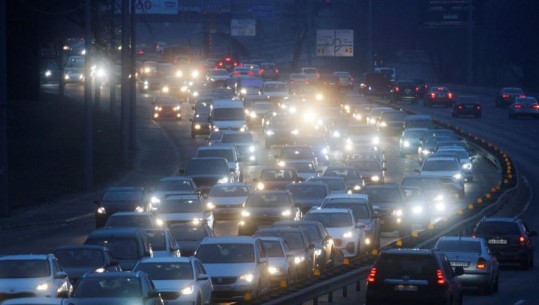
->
left=2, top=52, right=536, bottom=305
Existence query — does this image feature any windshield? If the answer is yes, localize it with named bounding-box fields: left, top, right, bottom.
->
left=309, top=178, right=345, bottom=191
left=475, top=222, right=520, bottom=235
left=401, top=178, right=442, bottom=192
left=323, top=202, right=370, bottom=219
left=185, top=159, right=228, bottom=175
left=73, top=277, right=141, bottom=298
left=170, top=225, right=211, bottom=241
left=102, top=190, right=142, bottom=201
left=422, top=159, right=459, bottom=171
left=241, top=78, right=263, bottom=88
left=280, top=148, right=312, bottom=159
left=156, top=180, right=194, bottom=192
left=211, top=70, right=228, bottom=76
left=136, top=262, right=193, bottom=280
left=381, top=112, right=407, bottom=120
left=158, top=198, right=203, bottom=213
left=257, top=231, right=305, bottom=250
left=54, top=249, right=105, bottom=268
left=261, top=240, right=285, bottom=257
left=264, top=83, right=288, bottom=92
left=247, top=192, right=291, bottom=207
left=212, top=108, right=245, bottom=121
left=221, top=133, right=252, bottom=143
left=0, top=260, right=50, bottom=278
left=361, top=188, right=402, bottom=204
left=85, top=237, right=139, bottom=259
left=403, top=129, right=427, bottom=139
left=288, top=185, right=327, bottom=199
left=304, top=212, right=353, bottom=227
left=436, top=240, right=481, bottom=254
left=288, top=162, right=315, bottom=172
left=197, top=149, right=235, bottom=161
left=210, top=185, right=249, bottom=197
left=196, top=243, right=255, bottom=263
left=324, top=168, right=359, bottom=179
left=350, top=161, right=380, bottom=171
left=260, top=169, right=296, bottom=181
left=106, top=215, right=152, bottom=228
left=145, top=230, right=166, bottom=251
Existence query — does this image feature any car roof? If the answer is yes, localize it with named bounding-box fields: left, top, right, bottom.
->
left=307, top=208, right=352, bottom=214
left=324, top=193, right=369, bottom=200
left=197, top=145, right=234, bottom=151
left=87, top=227, right=146, bottom=237
left=201, top=236, right=259, bottom=244
left=211, top=182, right=250, bottom=187
left=362, top=183, right=400, bottom=189
left=109, top=211, right=152, bottom=216
left=138, top=256, right=193, bottom=264
left=381, top=248, right=436, bottom=255
left=82, top=271, right=144, bottom=279
left=0, top=254, right=52, bottom=260
left=162, top=194, right=200, bottom=200
left=160, top=176, right=193, bottom=181
left=105, top=186, right=144, bottom=192
left=273, top=220, right=323, bottom=227
left=479, top=217, right=520, bottom=223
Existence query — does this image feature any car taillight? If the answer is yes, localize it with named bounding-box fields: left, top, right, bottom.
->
left=219, top=62, right=223, bottom=66
left=436, top=269, right=445, bottom=285
left=476, top=258, right=487, bottom=270
left=316, top=73, right=320, bottom=79
left=475, top=105, right=481, bottom=110
left=502, top=93, right=509, bottom=99
left=259, top=69, right=264, bottom=74
left=395, top=86, right=400, bottom=92
left=234, top=72, right=240, bottom=76
left=520, top=235, right=527, bottom=245
left=448, top=92, right=453, bottom=99
left=367, top=267, right=377, bottom=282
left=276, top=69, right=280, bottom=73
left=248, top=71, right=255, bottom=77
left=514, top=103, right=522, bottom=109
left=430, top=93, right=436, bottom=99
left=532, top=104, right=539, bottom=109
left=416, top=87, right=420, bottom=92
left=458, top=105, right=463, bottom=110
left=234, top=62, right=238, bottom=66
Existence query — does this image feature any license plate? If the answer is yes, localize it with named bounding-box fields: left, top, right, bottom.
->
left=213, top=284, right=234, bottom=291
left=488, top=239, right=507, bottom=244
left=394, top=284, right=418, bottom=292
left=450, top=261, right=470, bottom=267
left=465, top=104, right=475, bottom=109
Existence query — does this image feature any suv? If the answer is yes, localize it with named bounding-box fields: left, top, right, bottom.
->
left=366, top=248, right=464, bottom=305
left=391, top=80, right=419, bottom=104
left=473, top=217, right=537, bottom=269
left=95, top=186, right=146, bottom=228
left=365, top=249, right=464, bottom=305
left=418, top=155, right=465, bottom=199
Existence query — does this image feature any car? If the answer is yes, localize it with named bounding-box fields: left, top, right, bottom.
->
left=160, top=76, right=187, bottom=99
left=376, top=109, right=408, bottom=136
left=259, top=63, right=280, bottom=80
left=293, top=136, right=331, bottom=165
left=323, top=166, right=366, bottom=193
left=258, top=236, right=300, bottom=287
left=169, top=222, right=215, bottom=257
left=207, top=68, right=230, bottom=86
left=144, top=227, right=181, bottom=257
left=85, top=227, right=153, bottom=271
left=155, top=194, right=214, bottom=229
left=0, top=254, right=73, bottom=301
left=282, top=159, right=318, bottom=181
left=403, top=114, right=435, bottom=130
left=275, top=145, right=318, bottom=168
left=307, top=176, right=347, bottom=194
left=190, top=112, right=211, bottom=138
left=194, top=236, right=271, bottom=302
left=259, top=81, right=289, bottom=102
left=434, top=236, right=499, bottom=294
left=413, top=78, right=430, bottom=99
left=94, top=186, right=146, bottom=228
left=390, top=80, right=419, bottom=104
left=180, top=157, right=236, bottom=194
left=215, top=57, right=238, bottom=72
left=473, top=217, right=537, bottom=269
left=286, top=182, right=330, bottom=214
left=347, top=159, right=386, bottom=185
left=417, top=155, right=465, bottom=199
left=301, top=67, right=320, bottom=82
left=65, top=271, right=165, bottom=305
left=104, top=211, right=158, bottom=229
left=495, top=87, right=525, bottom=107
left=255, top=167, right=303, bottom=191
left=196, top=145, right=241, bottom=182
left=508, top=96, right=539, bottom=119
left=207, top=130, right=224, bottom=145
left=149, top=176, right=197, bottom=211
left=53, top=245, right=121, bottom=285
left=238, top=190, right=301, bottom=236
left=232, top=66, right=254, bottom=77
left=359, top=72, right=392, bottom=96
left=263, top=114, right=299, bottom=148
left=344, top=124, right=380, bottom=150
left=207, top=183, right=251, bottom=221
left=366, top=248, right=464, bottom=305
left=320, top=193, right=381, bottom=251
left=219, top=131, right=258, bottom=164
left=452, top=96, right=482, bottom=118
left=288, top=73, right=310, bottom=93
left=431, top=148, right=474, bottom=182
left=317, top=74, right=341, bottom=100
left=399, top=128, right=428, bottom=156
left=152, top=96, right=182, bottom=120
left=0, top=297, right=64, bottom=305
left=333, top=71, right=354, bottom=89
left=133, top=256, right=212, bottom=305
left=360, top=183, right=409, bottom=237
left=303, top=208, right=367, bottom=258
left=418, top=135, right=456, bottom=162
left=254, top=227, right=316, bottom=280
left=424, top=86, right=455, bottom=107
left=244, top=100, right=274, bottom=126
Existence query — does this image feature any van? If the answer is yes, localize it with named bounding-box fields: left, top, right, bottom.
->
left=404, top=114, right=434, bottom=130
left=85, top=227, right=152, bottom=271
left=209, top=99, right=247, bottom=132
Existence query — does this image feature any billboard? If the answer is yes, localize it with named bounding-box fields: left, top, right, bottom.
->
left=135, top=0, right=178, bottom=15
left=316, top=30, right=354, bottom=57
left=420, top=0, right=483, bottom=27
left=231, top=19, right=256, bottom=37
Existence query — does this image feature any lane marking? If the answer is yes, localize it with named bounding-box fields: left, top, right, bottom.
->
left=515, top=176, right=532, bottom=218
left=514, top=300, right=525, bottom=305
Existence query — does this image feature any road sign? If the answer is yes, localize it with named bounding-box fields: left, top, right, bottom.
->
left=420, top=0, right=482, bottom=27
left=135, top=0, right=178, bottom=15
left=316, top=29, right=354, bottom=57
left=231, top=19, right=256, bottom=37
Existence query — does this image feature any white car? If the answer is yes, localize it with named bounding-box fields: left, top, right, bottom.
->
left=149, top=176, right=198, bottom=210
left=303, top=208, right=366, bottom=258
left=207, top=183, right=251, bottom=221
left=432, top=147, right=474, bottom=182
left=418, top=155, right=465, bottom=199
left=259, top=81, right=289, bottom=101
left=301, top=67, right=320, bottom=82
left=144, top=228, right=181, bottom=257
left=195, top=236, right=271, bottom=303
left=280, top=159, right=318, bottom=181
left=133, top=256, right=213, bottom=305
left=259, top=236, right=300, bottom=287
left=156, top=194, right=214, bottom=229
left=0, top=254, right=73, bottom=299
left=196, top=144, right=241, bottom=182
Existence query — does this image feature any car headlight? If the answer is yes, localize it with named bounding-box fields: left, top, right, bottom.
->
left=44, top=70, right=52, bottom=77
left=173, top=105, right=181, bottom=111
left=316, top=93, right=323, bottom=101
left=392, top=209, right=402, bottom=217
left=291, top=129, right=299, bottom=135
left=95, top=268, right=105, bottom=273
left=294, top=256, right=305, bottom=264
left=434, top=194, right=444, bottom=201
left=162, top=86, right=169, bottom=93
left=191, top=70, right=199, bottom=78
left=434, top=201, right=445, bottom=211
left=192, top=218, right=202, bottom=225
left=207, top=202, right=215, bottom=210
left=421, top=149, right=431, bottom=155
left=150, top=196, right=160, bottom=204
left=156, top=218, right=164, bottom=226
left=365, top=237, right=371, bottom=245
left=278, top=161, right=286, bottom=167
left=372, top=137, right=380, bottom=145
left=154, top=106, right=162, bottom=111
left=241, top=210, right=250, bottom=217
left=412, top=205, right=423, bottom=214
left=343, top=231, right=353, bottom=238
left=144, top=67, right=151, bottom=73
left=281, top=209, right=291, bottom=217
left=194, top=124, right=201, bottom=129
left=268, top=266, right=281, bottom=275
left=97, top=207, right=106, bottom=214
left=402, top=140, right=410, bottom=147
left=266, top=130, right=274, bottom=136
left=240, top=88, right=247, bottom=95
left=256, top=182, right=265, bottom=190
left=181, top=85, right=189, bottom=92
left=371, top=175, right=380, bottom=182
left=143, top=80, right=149, bottom=85
left=353, top=185, right=362, bottom=191
left=175, top=70, right=183, bottom=77
left=192, top=91, right=199, bottom=97
left=249, top=146, right=255, bottom=152
left=135, top=206, right=145, bottom=212
left=462, top=163, right=472, bottom=170
left=332, top=131, right=341, bottom=138
left=218, top=177, right=229, bottom=184
left=453, top=173, right=462, bottom=180
left=35, top=282, right=49, bottom=291
left=239, top=273, right=254, bottom=282
left=314, top=249, right=322, bottom=256
left=379, top=121, right=387, bottom=127
left=322, top=148, right=329, bottom=155
left=249, top=112, right=257, bottom=119
left=181, top=285, right=194, bottom=295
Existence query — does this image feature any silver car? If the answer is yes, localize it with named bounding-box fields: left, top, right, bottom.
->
left=259, top=236, right=299, bottom=288
left=133, top=256, right=213, bottom=305
left=434, top=236, right=499, bottom=294
left=418, top=155, right=465, bottom=199
left=156, top=194, right=214, bottom=229
left=207, top=183, right=251, bottom=221
left=144, top=228, right=181, bottom=257
left=149, top=176, right=198, bottom=210
left=508, top=96, right=539, bottom=119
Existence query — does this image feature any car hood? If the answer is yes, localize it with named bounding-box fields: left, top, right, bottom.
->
left=420, top=171, right=459, bottom=178
left=159, top=212, right=206, bottom=223
left=293, top=197, right=324, bottom=207
left=244, top=207, right=288, bottom=217
left=65, top=297, right=145, bottom=305
left=202, top=263, right=258, bottom=277
left=153, top=190, right=195, bottom=199
left=326, top=227, right=355, bottom=239
left=212, top=120, right=246, bottom=129
left=209, top=196, right=247, bottom=206
left=0, top=278, right=49, bottom=292
left=152, top=279, right=195, bottom=291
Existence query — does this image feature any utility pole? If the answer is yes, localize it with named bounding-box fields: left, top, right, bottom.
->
left=129, top=0, right=137, bottom=154
left=366, top=0, right=373, bottom=71
left=467, top=0, right=474, bottom=85
left=306, top=0, right=312, bottom=66
left=84, top=0, right=94, bottom=190
left=120, top=0, right=130, bottom=169
left=0, top=0, right=9, bottom=216
left=109, top=0, right=116, bottom=117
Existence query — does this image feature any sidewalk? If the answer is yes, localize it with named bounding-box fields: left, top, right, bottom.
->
left=0, top=96, right=179, bottom=232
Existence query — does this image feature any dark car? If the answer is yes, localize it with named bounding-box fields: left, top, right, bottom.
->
left=424, top=86, right=454, bottom=107
left=259, top=63, right=280, bottom=80
left=95, top=186, right=146, bottom=228
left=238, top=190, right=301, bottom=235
left=169, top=222, right=215, bottom=257
left=180, top=157, right=235, bottom=194
left=376, top=109, right=408, bottom=136
left=452, top=96, right=482, bottom=118
left=286, top=182, right=330, bottom=214
left=264, top=115, right=299, bottom=148
left=216, top=56, right=238, bottom=72
left=318, top=74, right=341, bottom=100
left=323, top=166, right=366, bottom=193
left=366, top=248, right=464, bottom=305
left=255, top=167, right=303, bottom=191
left=359, top=72, right=392, bottom=96
left=473, top=217, right=537, bottom=269
left=152, top=96, right=182, bottom=120
left=495, top=87, right=525, bottom=108
left=360, top=183, right=409, bottom=237
left=53, top=245, right=121, bottom=285
left=66, top=271, right=165, bottom=305
left=190, top=112, right=211, bottom=138
left=413, top=78, right=429, bottom=99
left=391, top=80, right=419, bottom=104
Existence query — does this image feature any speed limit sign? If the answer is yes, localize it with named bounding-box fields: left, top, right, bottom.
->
left=134, top=0, right=177, bottom=15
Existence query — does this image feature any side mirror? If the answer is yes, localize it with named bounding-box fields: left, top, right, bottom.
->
left=197, top=274, right=209, bottom=281
left=258, top=257, right=268, bottom=264
left=454, top=266, right=465, bottom=276
left=55, top=271, right=68, bottom=279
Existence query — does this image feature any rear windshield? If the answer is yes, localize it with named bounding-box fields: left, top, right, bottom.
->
left=288, top=184, right=327, bottom=199
left=156, top=180, right=194, bottom=192
left=361, top=188, right=402, bottom=204
left=210, top=185, right=250, bottom=197
left=246, top=192, right=292, bottom=207
left=376, top=254, right=437, bottom=280
left=86, top=237, right=140, bottom=259
left=436, top=240, right=481, bottom=254
left=475, top=222, right=520, bottom=235
left=170, top=225, right=210, bottom=241
left=304, top=212, right=353, bottom=227
left=136, top=262, right=193, bottom=280
left=158, top=198, right=203, bottom=213
left=196, top=243, right=255, bottom=263
left=197, top=149, right=235, bottom=161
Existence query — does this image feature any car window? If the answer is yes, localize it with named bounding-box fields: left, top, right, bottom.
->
left=54, top=249, right=105, bottom=267
left=156, top=180, right=194, bottom=192
left=288, top=185, right=327, bottom=198
left=170, top=225, right=211, bottom=241
left=247, top=192, right=292, bottom=207
left=0, top=260, right=51, bottom=278
left=196, top=243, right=255, bottom=263
left=86, top=237, right=140, bottom=259
left=210, top=185, right=250, bottom=197
left=361, top=188, right=401, bottom=204
left=136, top=262, right=193, bottom=280
left=475, top=221, right=520, bottom=235
left=323, top=202, right=370, bottom=219
left=304, top=212, right=353, bottom=227
left=435, top=240, right=481, bottom=254
left=73, top=277, right=142, bottom=297
left=376, top=254, right=437, bottom=280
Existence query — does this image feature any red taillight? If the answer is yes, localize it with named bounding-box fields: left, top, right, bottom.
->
left=476, top=258, right=487, bottom=270
left=395, top=86, right=400, bottom=92
left=219, top=62, right=223, bottom=66
left=258, top=69, right=264, bottom=74
left=532, top=104, right=539, bottom=109
left=430, top=93, right=436, bottom=99
left=514, top=103, right=523, bottom=109
left=436, top=269, right=445, bottom=285
left=448, top=92, right=453, bottom=99
left=520, top=235, right=527, bottom=245
left=367, top=267, right=377, bottom=283
left=316, top=73, right=320, bottom=79
left=275, top=69, right=280, bottom=73
left=416, top=87, right=420, bottom=92
left=502, top=93, right=510, bottom=99
left=458, top=105, right=463, bottom=110
left=437, top=87, right=444, bottom=91
left=233, top=72, right=240, bottom=76
left=475, top=105, right=481, bottom=110
left=519, top=94, right=526, bottom=98
left=234, top=62, right=238, bottom=66
left=225, top=57, right=231, bottom=61
left=248, top=71, right=255, bottom=77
